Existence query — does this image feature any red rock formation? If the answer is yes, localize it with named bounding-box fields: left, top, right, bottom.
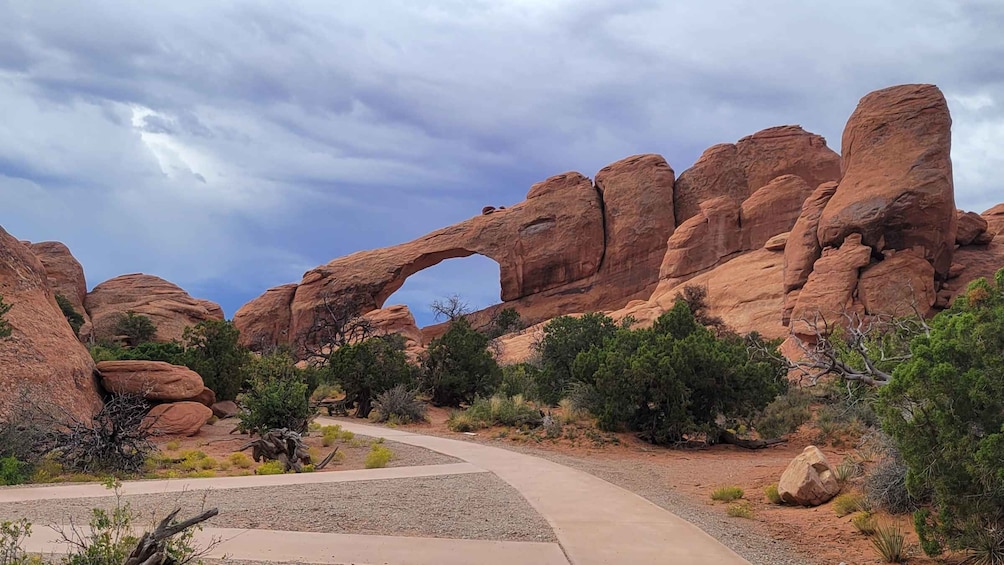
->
left=782, top=182, right=838, bottom=323
left=185, top=386, right=217, bottom=408
left=956, top=210, right=989, bottom=246
left=740, top=175, right=814, bottom=250
left=858, top=250, right=936, bottom=318
left=364, top=305, right=424, bottom=354
left=97, top=360, right=206, bottom=401
left=25, top=241, right=91, bottom=336
left=85, top=274, right=224, bottom=343
left=0, top=227, right=102, bottom=421
left=233, top=283, right=297, bottom=349
left=984, top=204, right=1004, bottom=237
left=142, top=401, right=213, bottom=436
left=817, top=84, right=956, bottom=278
left=673, top=126, right=841, bottom=224
left=659, top=197, right=741, bottom=282
left=789, top=234, right=872, bottom=337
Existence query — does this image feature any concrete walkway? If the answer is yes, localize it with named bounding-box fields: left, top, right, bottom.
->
left=319, top=418, right=749, bottom=565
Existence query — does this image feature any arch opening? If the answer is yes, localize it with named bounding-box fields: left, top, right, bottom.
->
left=382, top=254, right=503, bottom=328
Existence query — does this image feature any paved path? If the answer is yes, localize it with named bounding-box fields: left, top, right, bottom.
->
left=320, top=418, right=749, bottom=565
left=12, top=420, right=750, bottom=564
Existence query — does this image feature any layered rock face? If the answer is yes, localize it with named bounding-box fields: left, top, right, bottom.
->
left=788, top=84, right=956, bottom=334
left=0, top=227, right=102, bottom=421
left=86, top=274, right=224, bottom=343
left=25, top=241, right=92, bottom=338
left=233, top=283, right=297, bottom=350
left=97, top=360, right=206, bottom=401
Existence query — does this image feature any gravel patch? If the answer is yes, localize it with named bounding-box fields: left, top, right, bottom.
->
left=1, top=473, right=555, bottom=543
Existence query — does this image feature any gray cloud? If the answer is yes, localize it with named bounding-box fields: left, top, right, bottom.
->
left=1, top=0, right=1002, bottom=318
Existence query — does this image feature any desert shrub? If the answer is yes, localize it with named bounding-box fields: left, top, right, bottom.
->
left=534, top=313, right=618, bottom=405
left=52, top=393, right=153, bottom=474
left=365, top=444, right=393, bottom=469
left=55, top=294, right=84, bottom=337
left=711, top=486, right=744, bottom=502
left=453, top=394, right=543, bottom=431
left=726, top=501, right=754, bottom=519
left=833, top=493, right=864, bottom=517
left=165, top=440, right=180, bottom=451
left=254, top=461, right=285, bottom=475
left=320, top=425, right=341, bottom=447
left=237, top=356, right=312, bottom=435
left=421, top=318, right=502, bottom=407
left=0, top=390, right=55, bottom=471
left=446, top=411, right=477, bottom=432
left=497, top=363, right=540, bottom=400
left=964, top=526, right=1004, bottom=565
left=835, top=457, right=862, bottom=483
left=329, top=336, right=415, bottom=418
left=484, top=308, right=524, bottom=339
left=557, top=398, right=584, bottom=425
left=0, top=294, right=12, bottom=339
left=878, top=270, right=1004, bottom=557
left=764, top=484, right=782, bottom=505
left=571, top=301, right=787, bottom=446
left=310, top=382, right=342, bottom=402
left=0, top=457, right=27, bottom=486
left=0, top=518, right=35, bottom=565
left=182, top=319, right=249, bottom=401
left=754, top=387, right=813, bottom=439
left=372, top=385, right=426, bottom=424
left=871, top=522, right=907, bottom=563
left=228, top=452, right=253, bottom=469
left=89, top=340, right=185, bottom=364
left=852, top=511, right=877, bottom=535
left=116, top=311, right=157, bottom=346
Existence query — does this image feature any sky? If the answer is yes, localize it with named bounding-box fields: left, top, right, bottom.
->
left=1, top=1, right=1002, bottom=327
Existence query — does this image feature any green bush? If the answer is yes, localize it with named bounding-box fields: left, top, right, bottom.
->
left=754, top=387, right=813, bottom=439
left=372, top=385, right=426, bottom=424
left=832, top=493, right=864, bottom=517
left=764, top=484, right=782, bottom=505
left=871, top=522, right=907, bottom=563
left=571, top=301, right=787, bottom=446
left=115, top=311, right=157, bottom=346
left=421, top=318, right=501, bottom=407
left=182, top=319, right=249, bottom=401
left=0, top=294, right=12, bottom=339
left=534, top=313, right=618, bottom=405
left=89, top=340, right=186, bottom=364
left=446, top=394, right=542, bottom=432
left=852, top=511, right=877, bottom=535
left=365, top=444, right=393, bottom=469
left=55, top=294, right=84, bottom=337
left=254, top=461, right=286, bottom=475
left=498, top=363, right=540, bottom=400
left=328, top=336, right=415, bottom=418
left=484, top=308, right=524, bottom=339
left=878, top=269, right=1004, bottom=557
left=711, top=486, right=744, bottom=502
left=238, top=354, right=312, bottom=435
left=726, top=501, right=754, bottom=519
left=0, top=518, right=36, bottom=565
left=0, top=456, right=28, bottom=486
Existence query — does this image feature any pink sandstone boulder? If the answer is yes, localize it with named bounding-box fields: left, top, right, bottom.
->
left=956, top=210, right=989, bottom=246
left=233, top=283, right=297, bottom=349
left=858, top=250, right=937, bottom=318
left=784, top=182, right=838, bottom=296
left=0, top=226, right=102, bottom=422
left=659, top=197, right=741, bottom=281
left=984, top=204, right=1004, bottom=237
left=26, top=241, right=91, bottom=338
left=184, top=386, right=217, bottom=408
left=97, top=360, right=205, bottom=401
left=142, top=402, right=213, bottom=436
left=778, top=446, right=840, bottom=506
left=739, top=174, right=814, bottom=250
left=764, top=233, right=790, bottom=252
left=789, top=234, right=872, bottom=336
left=817, top=84, right=956, bottom=279
left=211, top=400, right=240, bottom=419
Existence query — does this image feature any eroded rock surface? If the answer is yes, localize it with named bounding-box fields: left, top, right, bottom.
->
left=778, top=446, right=840, bottom=507
left=142, top=402, right=213, bottom=436
left=97, top=360, right=206, bottom=402
left=26, top=241, right=91, bottom=337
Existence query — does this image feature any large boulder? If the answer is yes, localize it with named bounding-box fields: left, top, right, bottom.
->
left=984, top=204, right=1004, bottom=237
left=0, top=227, right=102, bottom=422
left=25, top=241, right=91, bottom=338
left=789, top=234, right=872, bottom=336
left=142, top=402, right=213, bottom=436
left=211, top=400, right=240, bottom=419
left=85, top=274, right=224, bottom=343
left=858, top=250, right=936, bottom=318
left=739, top=174, right=814, bottom=250
left=659, top=197, right=741, bottom=281
left=97, top=360, right=205, bottom=401
left=233, top=283, right=297, bottom=349
left=778, top=446, right=840, bottom=506
left=956, top=210, right=990, bottom=246
left=673, top=125, right=841, bottom=225
left=817, top=84, right=956, bottom=279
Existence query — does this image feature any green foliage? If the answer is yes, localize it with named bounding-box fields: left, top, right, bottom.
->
left=754, top=387, right=813, bottom=439
left=89, top=340, right=185, bottom=363
left=115, top=311, right=157, bottom=346
left=328, top=336, right=415, bottom=418
left=254, top=460, right=286, bottom=475
left=498, top=363, right=540, bottom=400
left=571, top=301, right=787, bottom=445
left=711, top=486, right=744, bottom=502
left=182, top=319, right=249, bottom=401
left=726, top=501, right=754, bottom=519
left=364, top=444, right=393, bottom=469
left=535, top=313, right=618, bottom=405
left=372, top=385, right=426, bottom=424
left=485, top=308, right=524, bottom=339
left=55, top=294, right=84, bottom=337
left=446, top=394, right=542, bottom=431
left=421, top=318, right=501, bottom=407
left=852, top=511, right=877, bottom=535
left=0, top=294, right=12, bottom=339
left=834, top=458, right=862, bottom=483
left=871, top=522, right=907, bottom=563
left=228, top=452, right=253, bottom=469
left=1, top=518, right=35, bottom=565
left=878, top=269, right=1004, bottom=556
left=0, top=457, right=28, bottom=486
left=833, top=493, right=864, bottom=517
left=764, top=484, right=782, bottom=505
left=238, top=353, right=312, bottom=435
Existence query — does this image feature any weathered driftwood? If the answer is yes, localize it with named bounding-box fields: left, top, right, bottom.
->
left=239, top=428, right=338, bottom=472
left=124, top=507, right=219, bottom=565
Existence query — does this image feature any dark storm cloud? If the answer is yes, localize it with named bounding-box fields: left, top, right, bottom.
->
left=1, top=0, right=1002, bottom=319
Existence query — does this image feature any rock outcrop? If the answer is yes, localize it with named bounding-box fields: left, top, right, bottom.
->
left=25, top=241, right=91, bottom=338
left=142, top=401, right=213, bottom=436
left=233, top=283, right=297, bottom=349
left=364, top=305, right=424, bottom=354
left=778, top=446, right=840, bottom=506
left=211, top=400, right=239, bottom=419
left=782, top=182, right=838, bottom=323
left=0, top=226, right=102, bottom=422
left=956, top=210, right=990, bottom=246
left=984, top=204, right=1004, bottom=237
left=673, top=126, right=841, bottom=224
left=85, top=274, right=224, bottom=343
left=97, top=360, right=206, bottom=402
